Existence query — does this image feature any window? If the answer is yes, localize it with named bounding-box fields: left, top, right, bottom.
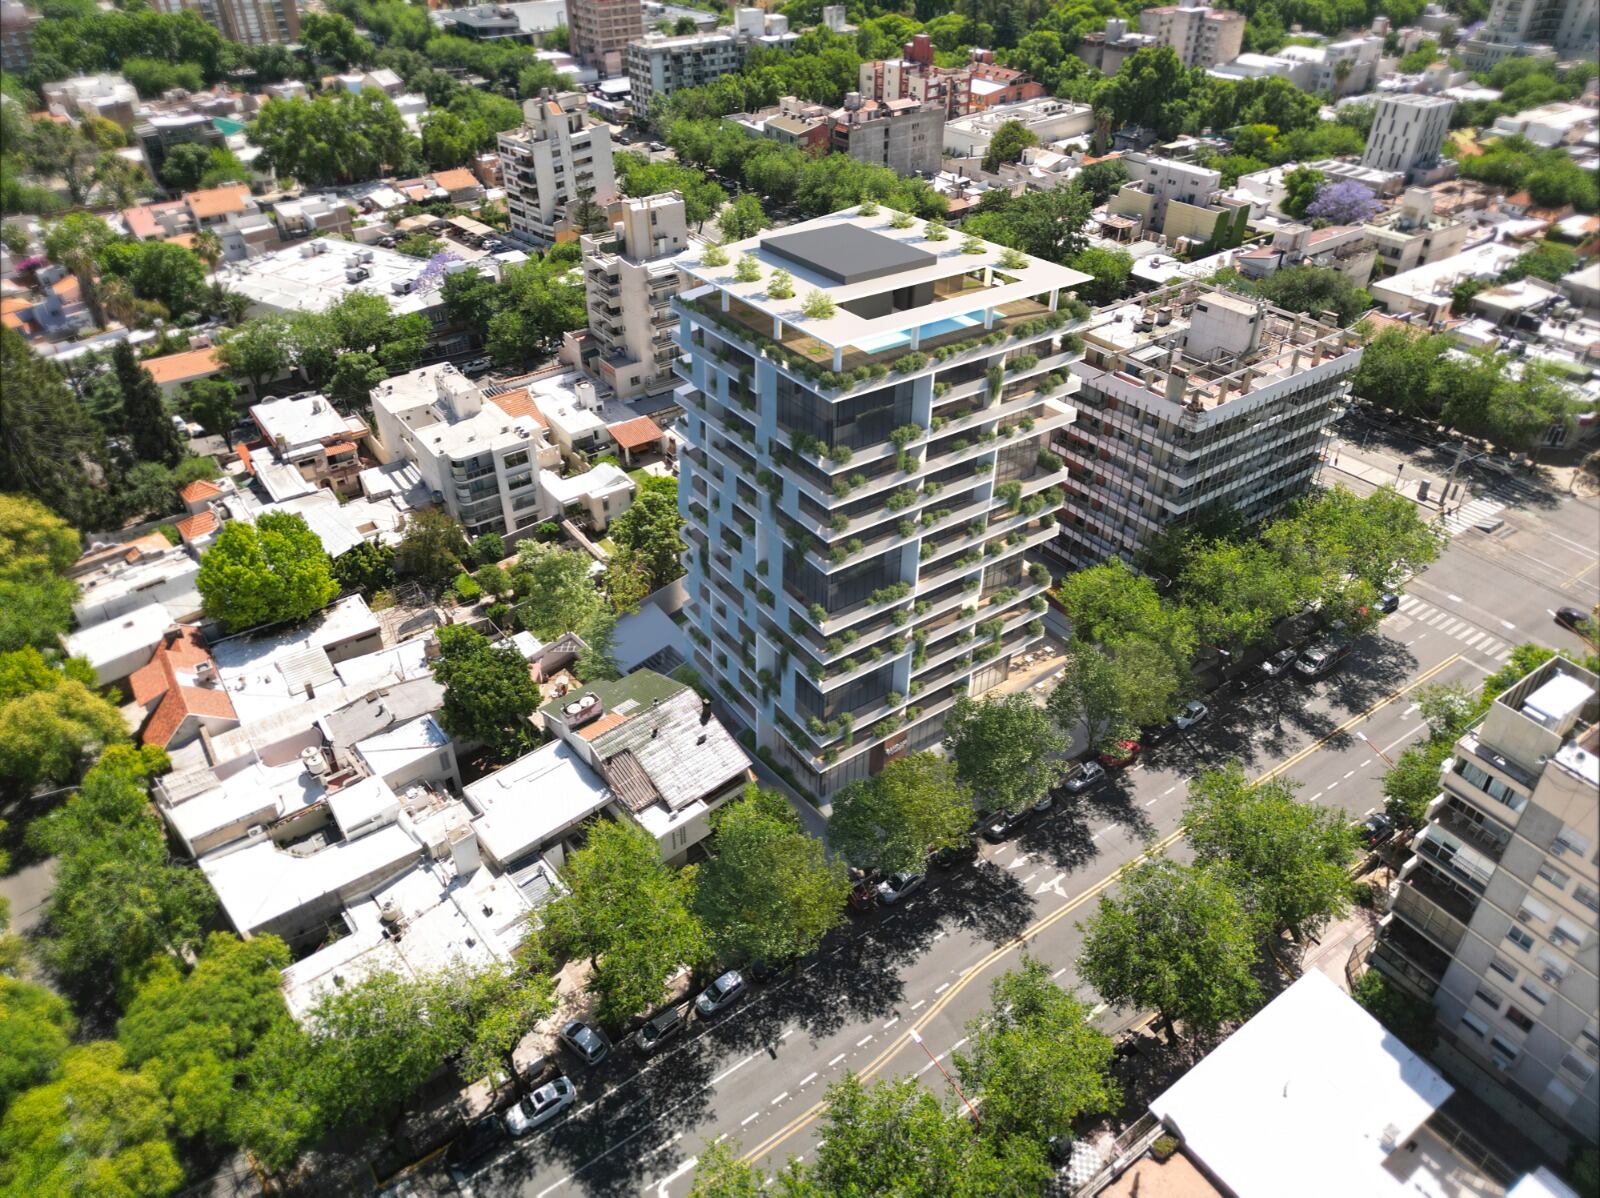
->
left=1537, top=862, right=1570, bottom=891
left=1520, top=978, right=1551, bottom=1006
left=1517, top=894, right=1551, bottom=925
left=1551, top=918, right=1586, bottom=950
left=1576, top=885, right=1600, bottom=915
left=1490, top=1036, right=1521, bottom=1061
left=1505, top=1006, right=1535, bottom=1033
left=1560, top=1054, right=1595, bottom=1084
left=1488, top=955, right=1518, bottom=982
left=1552, top=825, right=1590, bottom=858
left=1461, top=1011, right=1489, bottom=1039
left=1453, top=759, right=1527, bottom=813
left=1505, top=926, right=1535, bottom=952
left=1473, top=985, right=1503, bottom=1010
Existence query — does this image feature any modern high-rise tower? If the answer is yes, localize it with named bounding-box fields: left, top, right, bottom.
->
left=671, top=206, right=1090, bottom=798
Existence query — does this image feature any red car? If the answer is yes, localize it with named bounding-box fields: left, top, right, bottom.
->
left=1097, top=740, right=1141, bottom=769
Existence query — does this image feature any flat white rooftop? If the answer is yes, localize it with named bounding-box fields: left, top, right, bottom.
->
left=251, top=393, right=361, bottom=449
left=1150, top=971, right=1457, bottom=1198
left=463, top=739, right=612, bottom=867
left=210, top=596, right=381, bottom=724
left=218, top=238, right=474, bottom=317
left=65, top=602, right=174, bottom=672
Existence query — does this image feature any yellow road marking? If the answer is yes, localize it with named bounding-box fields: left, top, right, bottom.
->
left=740, top=653, right=1464, bottom=1165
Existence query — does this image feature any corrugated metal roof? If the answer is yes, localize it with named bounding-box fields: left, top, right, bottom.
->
left=593, top=689, right=748, bottom=813
left=603, top=749, right=660, bottom=813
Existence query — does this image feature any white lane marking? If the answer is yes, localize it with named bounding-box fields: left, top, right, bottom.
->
left=779, top=1029, right=795, bottom=1041
left=1090, top=1003, right=1107, bottom=1017
left=1309, top=791, right=1324, bottom=802
left=1007, top=855, right=1028, bottom=869
left=714, top=1134, right=728, bottom=1144
left=741, top=1112, right=759, bottom=1126
left=911, top=999, right=926, bottom=1011
left=657, top=1155, right=698, bottom=1196
left=935, top=982, right=950, bottom=994
left=800, top=1072, right=818, bottom=1087
left=1343, top=769, right=1357, bottom=779
left=1162, top=785, right=1177, bottom=796
left=1327, top=780, right=1340, bottom=790
left=932, top=931, right=945, bottom=941
left=856, top=1034, right=874, bottom=1047
left=918, top=1058, right=937, bottom=1076
left=884, top=1017, right=900, bottom=1030
left=536, top=1176, right=574, bottom=1198
left=1500, top=619, right=1515, bottom=630
left=1463, top=631, right=1486, bottom=647
left=711, top=1052, right=761, bottom=1086
left=1143, top=797, right=1158, bottom=807
left=1092, top=827, right=1110, bottom=840
left=1447, top=593, right=1463, bottom=602
left=1021, top=871, right=1037, bottom=884
left=827, top=1053, right=846, bottom=1067
left=770, top=1092, right=789, bottom=1105
left=1403, top=703, right=1419, bottom=716
left=1052, top=967, right=1068, bottom=979
left=1037, top=872, right=1065, bottom=893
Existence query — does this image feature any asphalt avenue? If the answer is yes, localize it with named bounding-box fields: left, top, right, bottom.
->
left=426, top=471, right=1597, bottom=1198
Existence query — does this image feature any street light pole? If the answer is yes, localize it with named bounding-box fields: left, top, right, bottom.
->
left=908, top=1028, right=981, bottom=1127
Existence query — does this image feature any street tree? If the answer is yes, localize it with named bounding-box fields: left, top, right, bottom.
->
left=607, top=484, right=685, bottom=592
left=0, top=1042, right=182, bottom=1198
left=1046, top=644, right=1137, bottom=752
left=696, top=787, right=850, bottom=966
left=0, top=978, right=75, bottom=1114
left=196, top=512, right=339, bottom=632
left=1383, top=738, right=1453, bottom=830
left=179, top=378, right=241, bottom=437
left=944, top=694, right=1067, bottom=815
left=0, top=660, right=127, bottom=793
left=112, top=341, right=184, bottom=467
left=1351, top=969, right=1438, bottom=1052
left=828, top=752, right=975, bottom=876
left=513, top=542, right=603, bottom=639
left=537, top=820, right=706, bottom=1025
left=393, top=509, right=468, bottom=586
left=429, top=625, right=540, bottom=761
left=1, top=329, right=115, bottom=530
left=327, top=352, right=386, bottom=409
left=217, top=315, right=290, bottom=396
left=448, top=962, right=558, bottom=1086
left=954, top=956, right=1119, bottom=1147
left=117, top=933, right=292, bottom=1146
left=0, top=494, right=80, bottom=656
left=1184, top=763, right=1358, bottom=943
left=718, top=192, right=768, bottom=243
left=1077, top=857, right=1261, bottom=1043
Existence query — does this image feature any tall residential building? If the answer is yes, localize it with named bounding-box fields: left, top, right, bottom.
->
left=1048, top=288, right=1360, bottom=571
left=579, top=191, right=688, bottom=401
left=152, top=0, right=299, bottom=45
left=498, top=90, right=617, bottom=247
left=830, top=94, right=944, bottom=177
left=1139, top=3, right=1245, bottom=69
left=1372, top=656, right=1599, bottom=1145
left=671, top=206, right=1090, bottom=797
left=1461, top=0, right=1598, bottom=66
left=568, top=0, right=642, bottom=74
left=0, top=0, right=38, bottom=74
left=627, top=30, right=744, bottom=116
left=1362, top=93, right=1455, bottom=181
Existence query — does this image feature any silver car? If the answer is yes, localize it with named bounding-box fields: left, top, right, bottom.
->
left=503, top=1076, right=575, bottom=1136
left=877, top=872, right=925, bottom=905
left=695, top=970, right=746, bottom=1017
left=558, top=1019, right=611, bottom=1066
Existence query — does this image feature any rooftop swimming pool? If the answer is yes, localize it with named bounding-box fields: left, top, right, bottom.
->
left=851, top=311, right=984, bottom=355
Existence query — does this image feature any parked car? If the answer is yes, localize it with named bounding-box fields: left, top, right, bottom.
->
left=695, top=970, right=746, bottom=1017
left=1260, top=647, right=1300, bottom=679
left=1062, top=761, right=1105, bottom=794
left=1097, top=740, right=1141, bottom=769
left=1376, top=592, right=1401, bottom=614
left=1294, top=639, right=1350, bottom=680
left=1172, top=700, right=1210, bottom=731
left=1555, top=606, right=1589, bottom=633
left=931, top=835, right=978, bottom=869
left=1142, top=720, right=1175, bottom=747
left=636, top=1005, right=687, bottom=1053
left=461, top=356, right=494, bottom=377
left=847, top=874, right=880, bottom=913
left=983, top=808, right=1030, bottom=842
left=557, top=1020, right=611, bottom=1066
left=1357, top=812, right=1395, bottom=848
left=749, top=957, right=797, bottom=984
left=447, top=1116, right=511, bottom=1169
left=877, top=872, right=925, bottom=905
left=503, top=1076, right=576, bottom=1136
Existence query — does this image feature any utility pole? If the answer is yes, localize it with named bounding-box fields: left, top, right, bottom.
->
left=908, top=1028, right=981, bottom=1127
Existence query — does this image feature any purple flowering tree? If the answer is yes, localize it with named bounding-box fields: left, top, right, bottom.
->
left=1305, top=180, right=1381, bottom=225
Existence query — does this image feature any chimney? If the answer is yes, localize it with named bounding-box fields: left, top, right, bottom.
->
left=449, top=825, right=481, bottom=877
left=1164, top=367, right=1188, bottom=404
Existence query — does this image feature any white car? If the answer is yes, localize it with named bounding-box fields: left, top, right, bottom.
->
left=876, top=872, right=925, bottom=905
left=695, top=970, right=746, bottom=1017
left=503, top=1076, right=576, bottom=1136
left=1172, top=700, right=1210, bottom=731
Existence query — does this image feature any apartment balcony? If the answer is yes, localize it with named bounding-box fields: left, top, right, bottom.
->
left=1373, top=917, right=1449, bottom=996
left=1427, top=797, right=1511, bottom=864
left=1390, top=867, right=1472, bottom=955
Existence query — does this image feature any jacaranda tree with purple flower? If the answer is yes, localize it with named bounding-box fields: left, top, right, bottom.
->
left=1305, top=180, right=1381, bottom=225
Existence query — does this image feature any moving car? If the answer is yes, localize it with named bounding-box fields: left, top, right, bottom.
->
left=1376, top=592, right=1401, bottom=614
left=1062, top=761, right=1105, bottom=794
left=877, top=872, right=925, bottom=905
left=1293, top=639, right=1351, bottom=680
left=1357, top=812, right=1394, bottom=849
left=637, top=1005, right=686, bottom=1053
left=503, top=1076, right=576, bottom=1136
left=1555, top=606, right=1590, bottom=634
left=1097, top=740, right=1141, bottom=769
left=695, top=970, right=746, bottom=1017
left=557, top=1020, right=611, bottom=1066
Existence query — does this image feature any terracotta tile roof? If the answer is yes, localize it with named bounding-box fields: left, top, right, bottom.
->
left=606, top=415, right=664, bottom=452
left=179, top=477, right=224, bottom=503
left=576, top=711, right=628, bottom=740
left=323, top=441, right=358, bottom=456
left=50, top=275, right=81, bottom=303
left=174, top=511, right=220, bottom=542
left=489, top=388, right=545, bottom=426
left=431, top=168, right=479, bottom=193
left=165, top=233, right=198, bottom=249
left=123, top=205, right=162, bottom=240
left=183, top=184, right=252, bottom=221
left=1506, top=191, right=1532, bottom=207
left=76, top=532, right=173, bottom=576
left=132, top=627, right=238, bottom=748
left=144, top=346, right=222, bottom=387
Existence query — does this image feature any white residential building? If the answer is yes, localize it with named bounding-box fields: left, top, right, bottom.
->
left=627, top=13, right=796, bottom=115
left=68, top=532, right=202, bottom=628
left=941, top=97, right=1095, bottom=159
left=1461, top=0, right=1597, bottom=67
left=369, top=363, right=563, bottom=541
left=498, top=90, right=617, bottom=247
left=578, top=191, right=689, bottom=401
left=1364, top=187, right=1473, bottom=280
left=1362, top=93, right=1455, bottom=182
left=1368, top=239, right=1527, bottom=320
left=1139, top=3, right=1245, bottom=69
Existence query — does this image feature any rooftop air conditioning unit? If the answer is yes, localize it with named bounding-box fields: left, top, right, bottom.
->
left=562, top=692, right=604, bottom=728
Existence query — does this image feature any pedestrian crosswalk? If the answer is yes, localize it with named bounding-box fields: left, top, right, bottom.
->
left=1396, top=594, right=1512, bottom=661
left=1439, top=495, right=1507, bottom=536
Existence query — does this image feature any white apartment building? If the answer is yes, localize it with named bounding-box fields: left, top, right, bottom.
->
left=1373, top=657, right=1599, bottom=1147
left=1049, top=288, right=1362, bottom=571
left=579, top=191, right=688, bottom=401
left=1365, top=187, right=1473, bottom=280
left=498, top=90, right=618, bottom=247
left=1362, top=93, right=1456, bottom=182
left=672, top=205, right=1090, bottom=797
left=153, top=0, right=299, bottom=45
left=627, top=11, right=796, bottom=114
left=1107, top=152, right=1252, bottom=250
left=1139, top=3, right=1245, bottom=69
left=1461, top=0, right=1598, bottom=66
left=369, top=364, right=562, bottom=540
left=942, top=97, right=1095, bottom=159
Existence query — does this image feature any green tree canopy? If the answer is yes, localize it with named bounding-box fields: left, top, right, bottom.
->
left=393, top=508, right=469, bottom=586
left=537, top=820, right=706, bottom=1025
left=828, top=751, right=975, bottom=875
left=695, top=786, right=849, bottom=965
left=112, top=341, right=183, bottom=467
left=196, top=512, right=339, bottom=632
left=944, top=693, right=1067, bottom=815
left=0, top=977, right=75, bottom=1115
left=0, top=654, right=126, bottom=794
left=982, top=118, right=1039, bottom=172
left=513, top=542, right=604, bottom=638
left=429, top=624, right=541, bottom=761
left=1077, top=856, right=1261, bottom=1042
left=0, top=493, right=80, bottom=655
left=606, top=484, right=684, bottom=595
left=1, top=329, right=114, bottom=530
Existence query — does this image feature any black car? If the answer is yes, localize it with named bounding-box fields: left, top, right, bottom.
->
left=983, top=808, right=1030, bottom=842
left=1142, top=720, right=1175, bottom=746
left=447, top=1116, right=510, bottom=1170
left=749, top=957, right=797, bottom=984
left=637, top=1005, right=687, bottom=1053
left=1357, top=812, right=1395, bottom=848
left=932, top=835, right=978, bottom=868
left=1555, top=606, right=1589, bottom=634
left=1376, top=592, right=1401, bottom=614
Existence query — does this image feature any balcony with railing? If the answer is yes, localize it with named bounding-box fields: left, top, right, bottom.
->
left=1374, top=916, right=1451, bottom=993
left=1390, top=868, right=1472, bottom=954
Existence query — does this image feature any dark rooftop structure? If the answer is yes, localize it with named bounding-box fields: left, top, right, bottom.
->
left=760, top=224, right=936, bottom=286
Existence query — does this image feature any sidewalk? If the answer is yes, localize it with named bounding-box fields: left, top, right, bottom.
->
left=1324, top=440, right=1452, bottom=511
